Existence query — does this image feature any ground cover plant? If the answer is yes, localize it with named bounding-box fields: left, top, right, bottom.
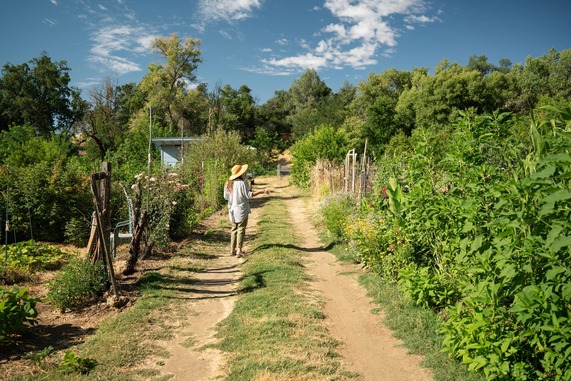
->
left=0, top=285, right=40, bottom=342
left=1, top=241, right=64, bottom=274
left=320, top=105, right=571, bottom=380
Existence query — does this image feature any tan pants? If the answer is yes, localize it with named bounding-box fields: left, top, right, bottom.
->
left=230, top=215, right=249, bottom=253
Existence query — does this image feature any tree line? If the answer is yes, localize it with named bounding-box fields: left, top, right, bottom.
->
left=0, top=32, right=570, bottom=244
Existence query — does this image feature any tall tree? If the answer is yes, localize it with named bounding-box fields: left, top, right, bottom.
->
left=349, top=69, right=412, bottom=155
left=467, top=55, right=494, bottom=75
left=288, top=69, right=331, bottom=112
left=138, top=34, right=202, bottom=133
left=0, top=52, right=84, bottom=136
left=219, top=84, right=256, bottom=140
left=287, top=69, right=332, bottom=138
left=74, top=77, right=130, bottom=160
left=257, top=89, right=294, bottom=142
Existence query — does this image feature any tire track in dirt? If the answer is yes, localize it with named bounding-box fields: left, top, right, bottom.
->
left=283, top=190, right=432, bottom=381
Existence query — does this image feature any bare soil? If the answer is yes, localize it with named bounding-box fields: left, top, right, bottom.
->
left=1, top=169, right=432, bottom=380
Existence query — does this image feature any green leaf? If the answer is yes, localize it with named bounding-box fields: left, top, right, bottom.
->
left=545, top=266, right=566, bottom=281
left=542, top=189, right=571, bottom=205
left=551, top=235, right=571, bottom=253
left=539, top=202, right=555, bottom=216
left=531, top=165, right=556, bottom=178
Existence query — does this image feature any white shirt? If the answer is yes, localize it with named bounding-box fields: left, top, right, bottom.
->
left=223, top=178, right=253, bottom=223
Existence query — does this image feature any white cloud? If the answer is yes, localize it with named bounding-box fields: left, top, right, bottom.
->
left=197, top=0, right=263, bottom=24
left=88, top=24, right=157, bottom=75
left=219, top=30, right=232, bottom=40
left=43, top=18, right=57, bottom=27
left=262, top=52, right=328, bottom=70
left=275, top=38, right=289, bottom=46
left=88, top=55, right=142, bottom=75
left=50, top=0, right=57, bottom=5
left=262, top=0, right=433, bottom=72
left=405, top=14, right=439, bottom=24
left=242, top=65, right=297, bottom=76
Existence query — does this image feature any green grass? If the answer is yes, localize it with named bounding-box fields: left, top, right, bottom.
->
left=321, top=234, right=485, bottom=381
left=213, top=196, right=357, bottom=380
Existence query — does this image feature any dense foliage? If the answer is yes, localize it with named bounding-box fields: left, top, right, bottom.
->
left=1, top=240, right=63, bottom=273
left=0, top=285, right=40, bottom=341
left=46, top=258, right=107, bottom=310
left=322, top=106, right=571, bottom=380
left=290, top=125, right=348, bottom=187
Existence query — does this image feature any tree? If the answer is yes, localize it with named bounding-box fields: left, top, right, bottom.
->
left=179, top=83, right=210, bottom=136
left=219, top=84, right=256, bottom=141
left=138, top=34, right=202, bottom=133
left=289, top=69, right=332, bottom=112
left=0, top=52, right=84, bottom=136
left=467, top=55, right=494, bottom=75
left=257, top=89, right=293, bottom=143
left=74, top=77, right=127, bottom=160
left=348, top=69, right=412, bottom=155
left=287, top=69, right=332, bottom=139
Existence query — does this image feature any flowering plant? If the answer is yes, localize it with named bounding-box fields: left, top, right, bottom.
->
left=133, top=169, right=192, bottom=249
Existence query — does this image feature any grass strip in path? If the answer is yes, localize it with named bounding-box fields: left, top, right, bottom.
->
left=214, top=195, right=356, bottom=380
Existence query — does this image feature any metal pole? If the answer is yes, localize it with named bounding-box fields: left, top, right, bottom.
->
left=4, top=184, right=8, bottom=265
left=147, top=107, right=152, bottom=211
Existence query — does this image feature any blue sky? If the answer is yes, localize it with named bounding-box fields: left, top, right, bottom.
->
left=1, top=0, right=570, bottom=104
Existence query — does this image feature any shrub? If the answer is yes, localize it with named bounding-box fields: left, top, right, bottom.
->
left=64, top=217, right=91, bottom=247
left=318, top=194, right=356, bottom=241
left=0, top=284, right=40, bottom=341
left=290, top=125, right=348, bottom=188
left=46, top=258, right=107, bottom=310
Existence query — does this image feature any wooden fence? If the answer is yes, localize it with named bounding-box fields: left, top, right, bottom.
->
left=311, top=149, right=375, bottom=198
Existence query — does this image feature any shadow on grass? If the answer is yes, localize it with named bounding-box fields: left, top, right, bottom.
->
left=239, top=270, right=272, bottom=293
left=136, top=265, right=241, bottom=301
left=0, top=324, right=96, bottom=361
left=250, top=241, right=338, bottom=255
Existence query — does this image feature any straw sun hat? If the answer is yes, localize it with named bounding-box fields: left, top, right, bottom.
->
left=229, top=164, right=248, bottom=180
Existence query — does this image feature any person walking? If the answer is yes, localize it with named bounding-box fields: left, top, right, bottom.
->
left=224, top=164, right=268, bottom=257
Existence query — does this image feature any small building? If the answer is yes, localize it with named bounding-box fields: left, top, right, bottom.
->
left=152, top=137, right=202, bottom=166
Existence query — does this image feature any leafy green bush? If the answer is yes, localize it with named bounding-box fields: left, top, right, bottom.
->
left=46, top=258, right=106, bottom=310
left=440, top=106, right=571, bottom=380
left=0, top=284, right=40, bottom=341
left=343, top=211, right=412, bottom=279
left=290, top=125, right=348, bottom=188
left=2, top=240, right=64, bottom=272
left=343, top=105, right=571, bottom=379
left=318, top=194, right=356, bottom=241
left=64, top=217, right=91, bottom=247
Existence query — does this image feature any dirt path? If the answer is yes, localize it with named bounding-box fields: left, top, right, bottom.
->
left=158, top=201, right=262, bottom=380
left=285, top=193, right=432, bottom=381
left=156, top=174, right=431, bottom=380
